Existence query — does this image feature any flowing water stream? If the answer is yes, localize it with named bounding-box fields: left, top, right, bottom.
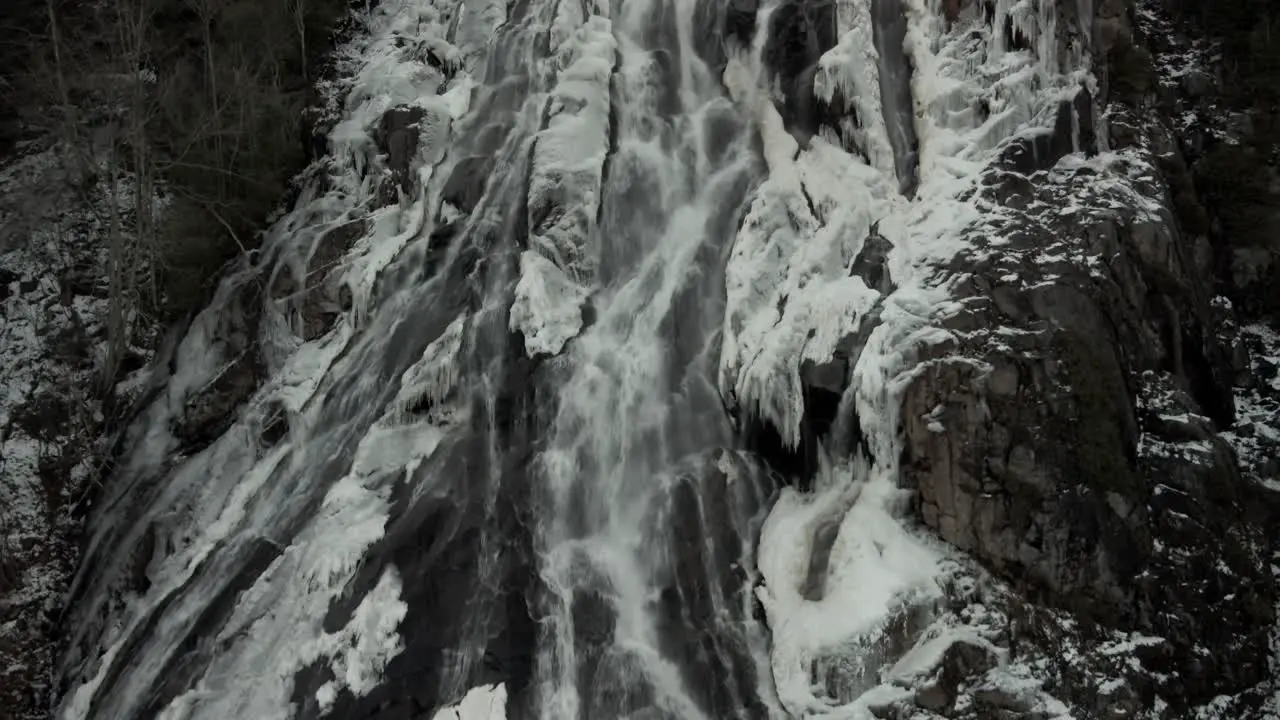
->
left=530, top=2, right=773, bottom=717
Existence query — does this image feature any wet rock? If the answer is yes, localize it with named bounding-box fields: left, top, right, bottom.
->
left=850, top=228, right=895, bottom=294
left=724, top=0, right=758, bottom=46
left=761, top=0, right=839, bottom=139
left=649, top=454, right=776, bottom=717
left=269, top=218, right=365, bottom=341
left=125, top=524, right=158, bottom=594
left=994, top=87, right=1095, bottom=176
left=942, top=0, right=977, bottom=24
left=175, top=352, right=259, bottom=447
left=259, top=400, right=289, bottom=447
left=442, top=155, right=495, bottom=214
left=301, top=219, right=364, bottom=340
left=897, top=99, right=1273, bottom=709
left=377, top=105, right=427, bottom=196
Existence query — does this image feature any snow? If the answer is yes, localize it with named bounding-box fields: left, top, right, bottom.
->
left=40, top=0, right=1276, bottom=716
left=431, top=683, right=508, bottom=720
left=315, top=568, right=408, bottom=713
left=756, top=458, right=946, bottom=715
left=1221, top=322, right=1280, bottom=485
left=53, top=0, right=493, bottom=715
left=0, top=136, right=150, bottom=718
left=392, top=314, right=467, bottom=416
left=813, top=0, right=894, bottom=172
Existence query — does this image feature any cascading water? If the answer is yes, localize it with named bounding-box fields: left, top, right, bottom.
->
left=529, top=2, right=774, bottom=717
left=53, top=0, right=1096, bottom=717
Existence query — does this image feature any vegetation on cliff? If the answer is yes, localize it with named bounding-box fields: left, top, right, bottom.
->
left=2, top=0, right=351, bottom=385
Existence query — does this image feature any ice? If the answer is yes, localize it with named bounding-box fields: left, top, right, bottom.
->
left=52, top=0, right=482, bottom=715
left=814, top=0, right=895, bottom=172
left=394, top=316, right=467, bottom=405
left=510, top=250, right=593, bottom=356
left=431, top=683, right=509, bottom=720
left=327, top=0, right=471, bottom=183
left=47, top=0, right=1235, bottom=715
left=316, top=568, right=408, bottom=712
left=514, top=14, right=616, bottom=357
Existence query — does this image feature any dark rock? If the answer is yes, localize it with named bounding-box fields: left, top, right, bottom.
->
left=850, top=227, right=895, bottom=294
left=995, top=87, right=1096, bottom=176
left=0, top=267, right=17, bottom=300
left=269, top=217, right=364, bottom=341
left=442, top=156, right=495, bottom=214
left=725, top=0, right=758, bottom=46
left=761, top=0, right=839, bottom=140
left=301, top=219, right=364, bottom=340
left=942, top=0, right=976, bottom=24
left=811, top=600, right=936, bottom=704
left=377, top=105, right=427, bottom=196
left=913, top=637, right=1000, bottom=713
left=174, top=352, right=260, bottom=448
left=649, top=453, right=776, bottom=718
left=259, top=401, right=289, bottom=447
left=974, top=683, right=1036, bottom=713
left=871, top=0, right=920, bottom=195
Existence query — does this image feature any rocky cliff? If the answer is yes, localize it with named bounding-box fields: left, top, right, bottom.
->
left=7, top=0, right=1275, bottom=718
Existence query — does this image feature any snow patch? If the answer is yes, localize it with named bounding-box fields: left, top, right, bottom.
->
left=431, top=683, right=508, bottom=720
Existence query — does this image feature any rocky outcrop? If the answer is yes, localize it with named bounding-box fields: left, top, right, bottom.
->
left=1140, top=0, right=1280, bottom=320
left=760, top=0, right=838, bottom=140
left=881, top=0, right=1277, bottom=712
left=268, top=217, right=364, bottom=342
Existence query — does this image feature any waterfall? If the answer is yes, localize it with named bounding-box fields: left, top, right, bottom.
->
left=53, top=0, right=1094, bottom=718
left=870, top=0, right=920, bottom=196
left=529, top=1, right=774, bottom=716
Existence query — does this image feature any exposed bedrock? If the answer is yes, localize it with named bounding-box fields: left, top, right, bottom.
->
left=894, top=130, right=1274, bottom=713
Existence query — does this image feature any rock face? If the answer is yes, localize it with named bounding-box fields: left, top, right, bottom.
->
left=888, top=0, right=1278, bottom=712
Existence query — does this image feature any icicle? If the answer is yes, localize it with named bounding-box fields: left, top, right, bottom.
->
left=391, top=314, right=468, bottom=420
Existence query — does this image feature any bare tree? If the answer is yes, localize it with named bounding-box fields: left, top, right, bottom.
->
left=100, top=0, right=159, bottom=391
left=289, top=0, right=310, bottom=83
